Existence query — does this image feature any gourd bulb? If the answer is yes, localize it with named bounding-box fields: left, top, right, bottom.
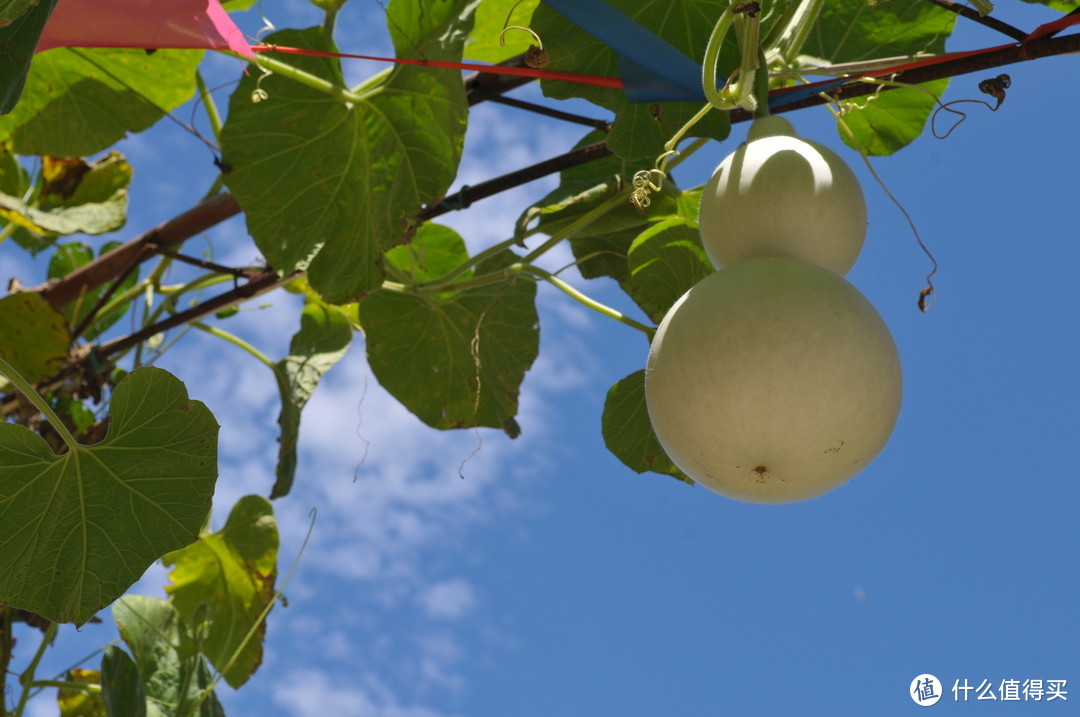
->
left=645, top=258, right=901, bottom=504
left=698, top=116, right=868, bottom=275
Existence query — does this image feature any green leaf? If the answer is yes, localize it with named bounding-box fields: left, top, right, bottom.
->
left=163, top=495, right=279, bottom=689
left=807, top=1, right=956, bottom=64
left=1019, top=0, right=1080, bottom=9
left=58, top=667, right=106, bottom=717
left=0, top=367, right=218, bottom=625
left=602, top=369, right=691, bottom=483
left=0, top=0, right=38, bottom=26
left=625, top=217, right=712, bottom=323
left=0, top=148, right=50, bottom=252
left=112, top=596, right=225, bottom=717
left=530, top=0, right=733, bottom=162
left=384, top=222, right=472, bottom=284
left=0, top=47, right=202, bottom=156
left=804, top=0, right=955, bottom=153
left=48, top=239, right=138, bottom=339
left=463, top=0, right=539, bottom=62
left=221, top=0, right=258, bottom=9
left=101, top=647, right=146, bottom=717
left=0, top=153, right=132, bottom=236
left=837, top=79, right=950, bottom=156
left=0, top=292, right=69, bottom=384
left=221, top=4, right=476, bottom=303
left=359, top=250, right=538, bottom=436
left=269, top=298, right=352, bottom=499
left=0, top=0, right=59, bottom=114
left=525, top=130, right=685, bottom=283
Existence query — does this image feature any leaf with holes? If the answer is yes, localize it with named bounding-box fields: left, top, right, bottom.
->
left=221, top=1, right=476, bottom=303
left=359, top=248, right=538, bottom=436
left=163, top=495, right=279, bottom=688
left=0, top=153, right=132, bottom=236
left=0, top=367, right=218, bottom=625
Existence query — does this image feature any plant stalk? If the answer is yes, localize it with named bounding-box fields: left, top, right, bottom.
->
left=13, top=622, right=57, bottom=717
left=0, top=357, right=77, bottom=451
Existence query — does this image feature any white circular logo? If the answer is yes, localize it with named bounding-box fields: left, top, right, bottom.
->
left=911, top=674, right=943, bottom=706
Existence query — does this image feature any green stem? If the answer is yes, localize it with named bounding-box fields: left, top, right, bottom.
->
left=753, top=45, right=771, bottom=118
left=28, top=680, right=101, bottom=693
left=223, top=51, right=370, bottom=105
left=775, top=0, right=824, bottom=66
left=195, top=71, right=223, bottom=143
left=665, top=136, right=709, bottom=171
left=520, top=191, right=628, bottom=266
left=13, top=622, right=57, bottom=717
left=0, top=357, right=77, bottom=452
left=414, top=236, right=523, bottom=289
left=190, top=322, right=274, bottom=367
left=702, top=6, right=737, bottom=111
left=523, top=266, right=655, bottom=337
left=0, top=223, right=15, bottom=245
left=662, top=103, right=715, bottom=160
left=322, top=5, right=340, bottom=37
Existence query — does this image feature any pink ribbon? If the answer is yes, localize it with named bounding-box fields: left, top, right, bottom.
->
left=36, top=0, right=256, bottom=59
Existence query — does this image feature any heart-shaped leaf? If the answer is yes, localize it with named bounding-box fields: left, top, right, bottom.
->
left=359, top=246, right=538, bottom=436
left=221, top=3, right=476, bottom=302
left=0, top=367, right=218, bottom=625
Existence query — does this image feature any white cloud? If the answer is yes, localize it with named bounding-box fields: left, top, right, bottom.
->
left=271, top=669, right=461, bottom=717
left=417, top=579, right=477, bottom=620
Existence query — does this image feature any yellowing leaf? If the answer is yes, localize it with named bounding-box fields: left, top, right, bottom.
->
left=163, top=495, right=279, bottom=688
left=0, top=292, right=69, bottom=383
left=58, top=668, right=104, bottom=717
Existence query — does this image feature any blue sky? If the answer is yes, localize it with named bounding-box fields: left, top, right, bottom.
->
left=4, top=2, right=1079, bottom=715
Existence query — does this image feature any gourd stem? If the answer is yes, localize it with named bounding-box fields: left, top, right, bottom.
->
left=191, top=322, right=274, bottom=367
left=520, top=191, right=629, bottom=266
left=702, top=7, right=737, bottom=111
left=0, top=357, right=77, bottom=452
left=753, top=45, right=771, bottom=118
left=525, top=266, right=655, bottom=337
